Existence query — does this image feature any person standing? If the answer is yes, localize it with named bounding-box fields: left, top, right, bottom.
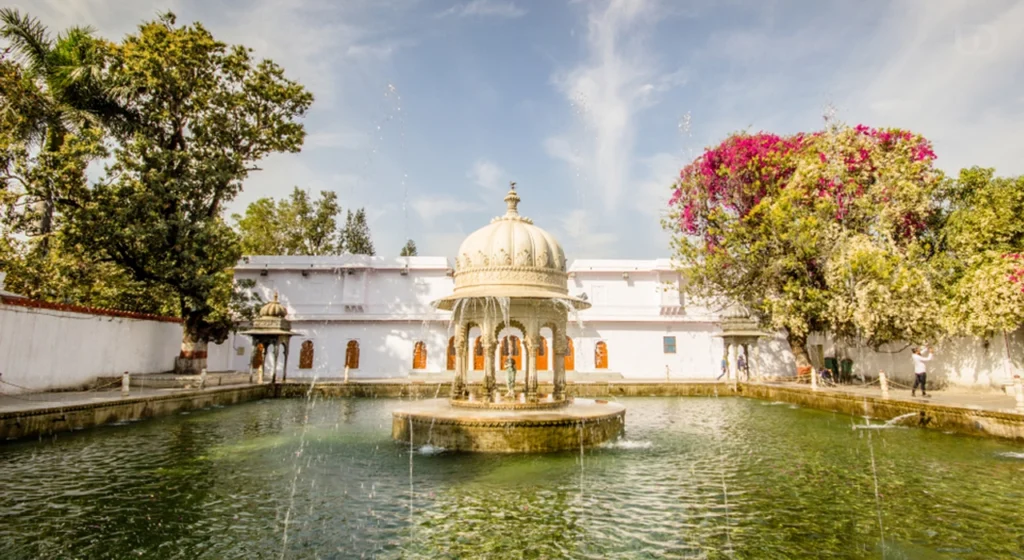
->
left=911, top=346, right=933, bottom=397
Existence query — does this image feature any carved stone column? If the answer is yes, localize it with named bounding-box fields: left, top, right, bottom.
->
left=270, top=341, right=280, bottom=385
left=525, top=335, right=539, bottom=399
left=483, top=336, right=497, bottom=400
left=452, top=324, right=468, bottom=398
left=752, top=343, right=762, bottom=381
left=727, top=342, right=738, bottom=389
left=552, top=327, right=567, bottom=399
left=281, top=337, right=290, bottom=383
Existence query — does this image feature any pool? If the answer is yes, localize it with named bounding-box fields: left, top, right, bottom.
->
left=1, top=396, right=1022, bottom=559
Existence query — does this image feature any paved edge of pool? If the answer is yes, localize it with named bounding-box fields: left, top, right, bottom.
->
left=3, top=381, right=1023, bottom=442
left=737, top=383, right=1024, bottom=441
left=0, top=385, right=272, bottom=441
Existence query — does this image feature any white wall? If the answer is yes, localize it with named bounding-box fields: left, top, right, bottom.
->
left=0, top=303, right=238, bottom=393
left=0, top=303, right=179, bottom=393
left=566, top=321, right=724, bottom=378
left=234, top=320, right=452, bottom=379
left=801, top=330, right=1024, bottom=389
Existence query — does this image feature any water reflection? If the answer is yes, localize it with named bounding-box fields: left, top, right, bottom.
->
left=0, top=397, right=1022, bottom=559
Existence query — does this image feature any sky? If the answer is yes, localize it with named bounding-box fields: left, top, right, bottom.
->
left=11, top=0, right=1024, bottom=259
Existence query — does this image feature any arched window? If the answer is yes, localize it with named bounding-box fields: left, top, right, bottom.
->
left=413, top=341, right=427, bottom=370
left=299, top=340, right=314, bottom=369
left=252, top=343, right=265, bottom=369
left=345, top=340, right=360, bottom=369
left=446, top=336, right=456, bottom=370
left=537, top=337, right=549, bottom=371
left=473, top=337, right=484, bottom=370
left=595, top=341, right=608, bottom=369
left=564, top=337, right=575, bottom=370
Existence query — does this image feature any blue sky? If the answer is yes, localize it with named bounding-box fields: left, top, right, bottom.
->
left=15, top=0, right=1024, bottom=258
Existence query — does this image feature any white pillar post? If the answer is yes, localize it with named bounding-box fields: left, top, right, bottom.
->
left=879, top=370, right=890, bottom=399
left=752, top=343, right=762, bottom=381
left=121, top=372, right=130, bottom=397
left=1013, top=375, right=1023, bottom=413
left=727, top=342, right=738, bottom=387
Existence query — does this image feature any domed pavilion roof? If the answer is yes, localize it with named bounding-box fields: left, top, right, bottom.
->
left=259, top=293, right=288, bottom=318
left=434, top=184, right=589, bottom=310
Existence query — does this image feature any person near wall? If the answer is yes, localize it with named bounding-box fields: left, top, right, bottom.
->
left=911, top=346, right=933, bottom=397
left=737, top=354, right=748, bottom=381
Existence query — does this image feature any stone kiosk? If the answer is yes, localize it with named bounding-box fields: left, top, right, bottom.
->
left=241, top=294, right=300, bottom=385
left=392, top=185, right=625, bottom=452
left=715, top=304, right=767, bottom=388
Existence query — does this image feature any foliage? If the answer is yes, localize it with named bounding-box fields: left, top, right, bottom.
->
left=940, top=168, right=1024, bottom=337
left=233, top=187, right=341, bottom=255
left=665, top=122, right=943, bottom=361
left=60, top=12, right=312, bottom=346
left=400, top=238, right=417, bottom=257
left=340, top=208, right=375, bottom=255
left=0, top=9, right=135, bottom=258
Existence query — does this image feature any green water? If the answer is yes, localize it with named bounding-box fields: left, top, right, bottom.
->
left=1, top=397, right=1022, bottom=559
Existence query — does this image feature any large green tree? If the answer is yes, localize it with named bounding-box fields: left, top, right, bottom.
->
left=233, top=187, right=341, bottom=255
left=0, top=9, right=135, bottom=258
left=665, top=123, right=942, bottom=369
left=61, top=13, right=312, bottom=372
left=340, top=207, right=375, bottom=255
left=0, top=50, right=134, bottom=306
left=940, top=168, right=1024, bottom=338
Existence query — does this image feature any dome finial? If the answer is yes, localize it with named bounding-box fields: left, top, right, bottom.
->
left=504, top=181, right=520, bottom=217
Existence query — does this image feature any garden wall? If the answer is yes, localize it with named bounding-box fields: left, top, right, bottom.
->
left=0, top=296, right=235, bottom=393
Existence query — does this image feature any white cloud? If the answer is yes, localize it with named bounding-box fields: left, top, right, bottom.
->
left=557, top=209, right=619, bottom=258
left=633, top=152, right=681, bottom=217
left=411, top=195, right=485, bottom=224
left=345, top=38, right=416, bottom=61
left=549, top=0, right=677, bottom=212
left=420, top=231, right=469, bottom=259
left=467, top=159, right=507, bottom=192
left=838, top=1, right=1024, bottom=176
left=304, top=131, right=368, bottom=150
left=542, top=137, right=587, bottom=169
left=438, top=0, right=526, bottom=19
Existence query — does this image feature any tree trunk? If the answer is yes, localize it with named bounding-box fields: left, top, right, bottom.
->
left=175, top=330, right=209, bottom=374
left=788, top=331, right=813, bottom=378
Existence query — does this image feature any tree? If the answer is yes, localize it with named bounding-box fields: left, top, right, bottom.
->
left=400, top=239, right=417, bottom=257
left=664, top=123, right=942, bottom=369
left=233, top=187, right=341, bottom=255
left=340, top=208, right=375, bottom=255
left=0, top=9, right=135, bottom=259
left=941, top=168, right=1024, bottom=338
left=61, top=13, right=313, bottom=372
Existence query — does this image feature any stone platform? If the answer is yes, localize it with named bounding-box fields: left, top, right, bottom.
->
left=392, top=398, right=626, bottom=453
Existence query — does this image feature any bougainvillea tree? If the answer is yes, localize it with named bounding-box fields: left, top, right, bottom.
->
left=665, top=123, right=942, bottom=369
left=941, top=168, right=1024, bottom=340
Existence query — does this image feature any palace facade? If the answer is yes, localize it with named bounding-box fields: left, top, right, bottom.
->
left=230, top=254, right=779, bottom=379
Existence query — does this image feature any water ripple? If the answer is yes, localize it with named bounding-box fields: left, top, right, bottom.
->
left=0, top=397, right=1022, bottom=559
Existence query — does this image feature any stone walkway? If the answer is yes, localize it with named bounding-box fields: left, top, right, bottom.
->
left=2, top=377, right=1020, bottom=416
left=0, top=386, right=224, bottom=414
left=761, top=381, right=1023, bottom=415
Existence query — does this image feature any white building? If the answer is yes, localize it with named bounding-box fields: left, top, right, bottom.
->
left=229, top=181, right=1022, bottom=391
left=230, top=185, right=798, bottom=381
left=231, top=254, right=770, bottom=379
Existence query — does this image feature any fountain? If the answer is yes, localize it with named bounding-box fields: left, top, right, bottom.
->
left=391, top=183, right=625, bottom=452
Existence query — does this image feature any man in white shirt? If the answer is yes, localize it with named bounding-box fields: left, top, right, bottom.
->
left=911, top=347, right=932, bottom=397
